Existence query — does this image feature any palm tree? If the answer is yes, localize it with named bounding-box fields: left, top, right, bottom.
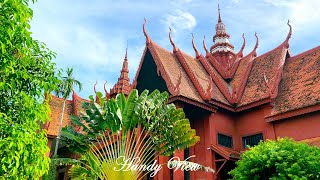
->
left=53, top=67, right=82, bottom=156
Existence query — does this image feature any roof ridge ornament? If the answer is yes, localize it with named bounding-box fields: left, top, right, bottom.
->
left=237, top=33, right=246, bottom=58
left=203, top=36, right=210, bottom=57
left=169, top=27, right=178, bottom=53
left=250, top=32, right=259, bottom=57
left=94, top=80, right=98, bottom=94
left=143, top=18, right=151, bottom=45
left=191, top=33, right=201, bottom=59
left=104, top=81, right=110, bottom=98
left=284, top=20, right=292, bottom=48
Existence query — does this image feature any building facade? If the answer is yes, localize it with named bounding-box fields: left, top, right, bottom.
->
left=46, top=5, right=320, bottom=180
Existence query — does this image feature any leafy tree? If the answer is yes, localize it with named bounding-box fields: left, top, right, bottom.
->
left=53, top=67, right=82, bottom=156
left=0, top=0, right=59, bottom=178
left=229, top=138, right=320, bottom=180
left=62, top=89, right=201, bottom=179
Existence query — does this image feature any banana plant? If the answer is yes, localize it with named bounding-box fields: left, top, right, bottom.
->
left=61, top=89, right=201, bottom=179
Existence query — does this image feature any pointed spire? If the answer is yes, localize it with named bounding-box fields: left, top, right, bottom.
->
left=169, top=27, right=178, bottom=53
left=192, top=33, right=201, bottom=59
left=218, top=0, right=222, bottom=22
left=143, top=18, right=151, bottom=45
left=109, top=48, right=132, bottom=97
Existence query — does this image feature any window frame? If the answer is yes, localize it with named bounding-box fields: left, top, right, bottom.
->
left=217, top=132, right=234, bottom=149
left=242, top=132, right=264, bottom=149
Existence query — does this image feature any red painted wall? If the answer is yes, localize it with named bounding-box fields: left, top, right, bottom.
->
left=274, top=111, right=320, bottom=140
left=236, top=105, right=276, bottom=151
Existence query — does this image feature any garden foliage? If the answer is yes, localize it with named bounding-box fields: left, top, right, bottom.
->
left=229, top=138, right=320, bottom=180
left=0, top=0, right=59, bottom=178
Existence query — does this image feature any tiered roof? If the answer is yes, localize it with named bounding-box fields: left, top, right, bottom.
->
left=133, top=9, right=319, bottom=118
left=46, top=51, right=133, bottom=137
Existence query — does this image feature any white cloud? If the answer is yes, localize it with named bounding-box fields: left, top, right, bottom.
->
left=162, top=10, right=197, bottom=32
left=264, top=0, right=320, bottom=31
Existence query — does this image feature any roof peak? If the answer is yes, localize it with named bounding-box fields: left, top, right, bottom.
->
left=218, top=0, right=222, bottom=22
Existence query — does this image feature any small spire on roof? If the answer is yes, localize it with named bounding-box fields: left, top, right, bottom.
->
left=283, top=20, right=292, bottom=48
left=236, top=33, right=246, bottom=58
left=94, top=80, right=98, bottom=94
left=143, top=18, right=151, bottom=45
left=192, top=33, right=201, bottom=59
left=169, top=27, right=178, bottom=53
left=203, top=35, right=210, bottom=57
left=218, top=0, right=222, bottom=22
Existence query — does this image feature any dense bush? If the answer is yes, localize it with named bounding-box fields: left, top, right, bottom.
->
left=229, top=138, right=320, bottom=180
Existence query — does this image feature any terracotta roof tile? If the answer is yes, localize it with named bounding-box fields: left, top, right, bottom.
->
left=151, top=44, right=204, bottom=103
left=230, top=56, right=251, bottom=89
left=181, top=52, right=229, bottom=104
left=151, top=43, right=229, bottom=105
left=271, top=46, right=320, bottom=115
left=239, top=47, right=285, bottom=106
left=47, top=95, right=73, bottom=137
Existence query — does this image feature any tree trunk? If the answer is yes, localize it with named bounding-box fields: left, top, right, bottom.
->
left=54, top=99, right=66, bottom=156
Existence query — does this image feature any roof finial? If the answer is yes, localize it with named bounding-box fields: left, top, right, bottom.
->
left=125, top=41, right=128, bottom=59
left=237, top=33, right=246, bottom=57
left=254, top=32, right=259, bottom=50
left=169, top=27, right=178, bottom=53
left=94, top=80, right=98, bottom=93
left=284, top=20, right=292, bottom=48
left=203, top=35, right=210, bottom=56
left=143, top=18, right=151, bottom=45
left=218, top=0, right=222, bottom=22
left=192, top=33, right=201, bottom=59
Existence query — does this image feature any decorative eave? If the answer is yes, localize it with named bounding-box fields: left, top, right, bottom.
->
left=235, top=98, right=271, bottom=112
left=168, top=95, right=217, bottom=113
left=213, top=33, right=230, bottom=39
left=209, top=144, right=240, bottom=160
left=210, top=42, right=235, bottom=51
left=265, top=104, right=320, bottom=122
left=232, top=33, right=259, bottom=103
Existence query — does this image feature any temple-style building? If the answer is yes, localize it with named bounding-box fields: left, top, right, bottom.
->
left=46, top=4, right=320, bottom=180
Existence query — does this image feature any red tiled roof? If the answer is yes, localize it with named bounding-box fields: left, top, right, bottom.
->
left=239, top=47, right=286, bottom=106
left=150, top=43, right=205, bottom=103
left=150, top=42, right=230, bottom=106
left=46, top=91, right=89, bottom=137
left=271, top=46, right=320, bottom=116
left=46, top=95, right=73, bottom=137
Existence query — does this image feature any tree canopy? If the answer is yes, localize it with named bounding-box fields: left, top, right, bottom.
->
left=0, top=0, right=59, bottom=178
left=229, top=138, right=320, bottom=180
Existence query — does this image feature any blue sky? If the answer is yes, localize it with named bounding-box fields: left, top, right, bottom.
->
left=30, top=0, right=320, bottom=99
